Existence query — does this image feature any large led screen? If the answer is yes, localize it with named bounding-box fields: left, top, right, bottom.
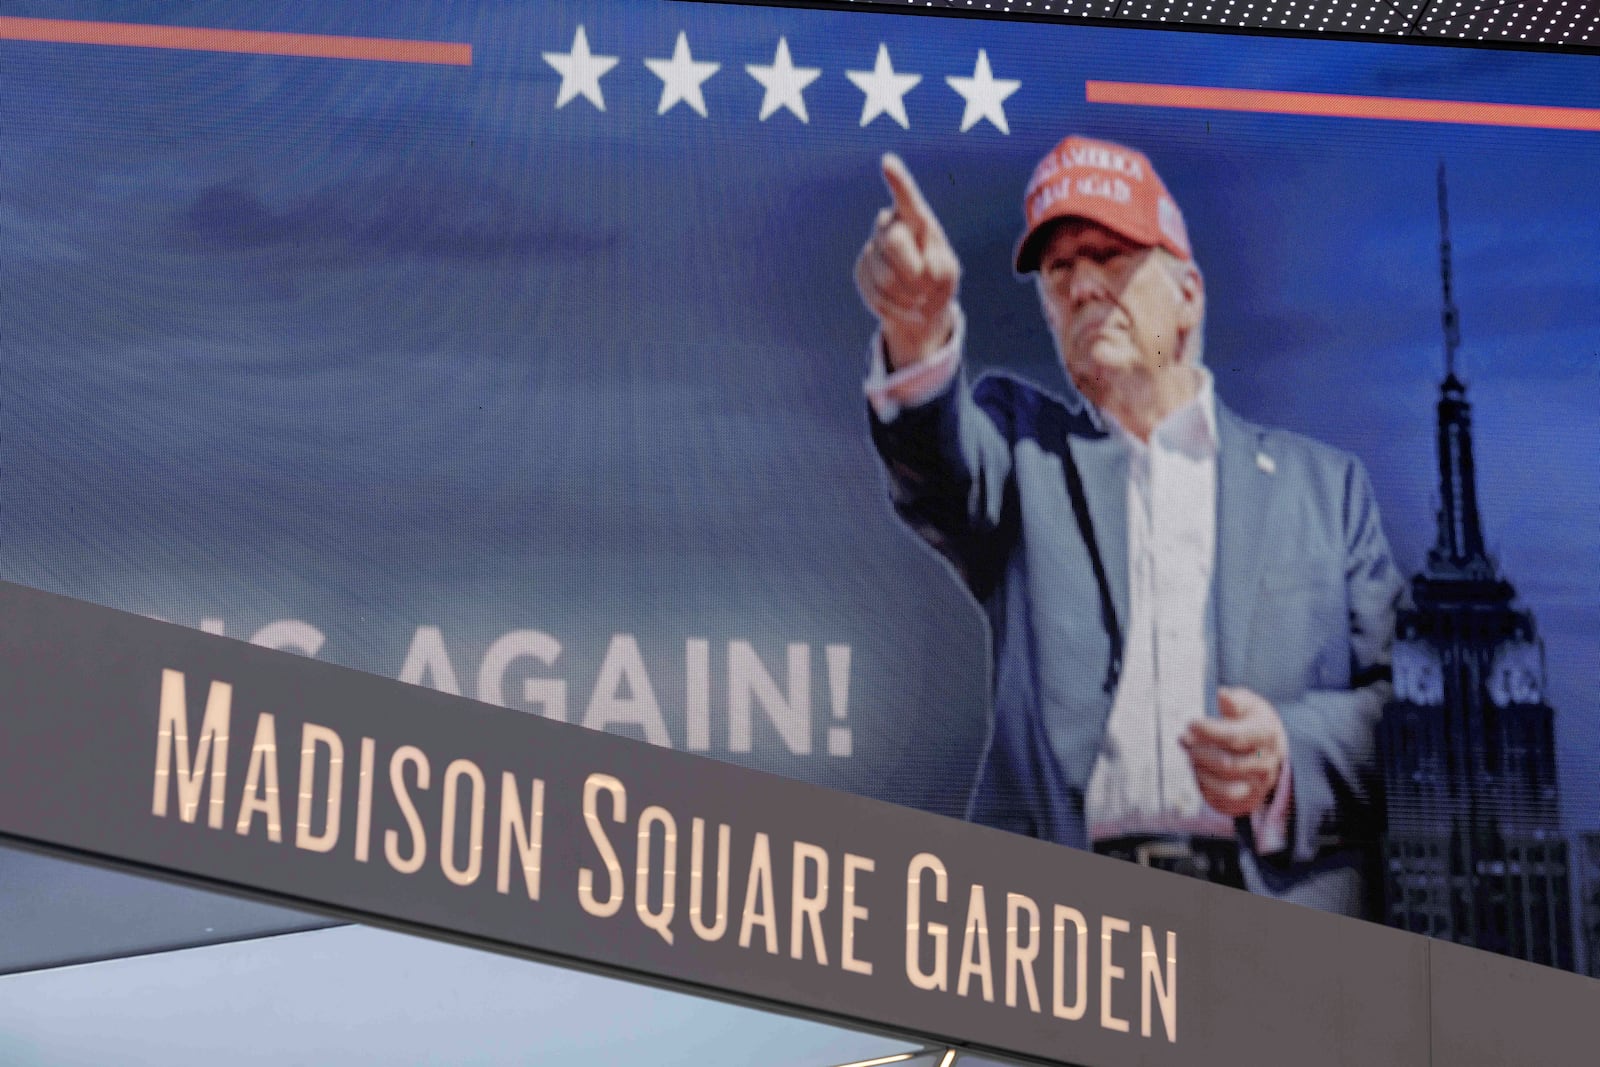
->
left=3, top=1, right=1597, bottom=975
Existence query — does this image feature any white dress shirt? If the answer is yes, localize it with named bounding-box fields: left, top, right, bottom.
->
left=1081, top=375, right=1236, bottom=841
left=866, top=313, right=1290, bottom=852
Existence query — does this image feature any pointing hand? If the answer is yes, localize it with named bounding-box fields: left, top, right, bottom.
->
left=854, top=153, right=961, bottom=369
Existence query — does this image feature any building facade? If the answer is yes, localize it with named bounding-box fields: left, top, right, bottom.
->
left=1377, top=168, right=1573, bottom=970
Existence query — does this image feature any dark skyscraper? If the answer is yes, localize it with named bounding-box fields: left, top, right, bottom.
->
left=1579, top=833, right=1600, bottom=978
left=1377, top=166, right=1573, bottom=970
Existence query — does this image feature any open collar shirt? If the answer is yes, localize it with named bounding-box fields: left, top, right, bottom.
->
left=867, top=310, right=1290, bottom=852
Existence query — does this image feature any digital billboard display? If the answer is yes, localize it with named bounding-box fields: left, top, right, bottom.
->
left=2, top=1, right=1596, bottom=975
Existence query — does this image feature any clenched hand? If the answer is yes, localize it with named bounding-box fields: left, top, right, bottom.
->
left=1181, top=686, right=1288, bottom=818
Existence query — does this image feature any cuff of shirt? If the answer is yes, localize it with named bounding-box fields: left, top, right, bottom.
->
left=1249, top=759, right=1294, bottom=856
left=862, top=307, right=965, bottom=422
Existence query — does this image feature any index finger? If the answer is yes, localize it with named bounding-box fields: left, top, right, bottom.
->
left=881, top=153, right=940, bottom=241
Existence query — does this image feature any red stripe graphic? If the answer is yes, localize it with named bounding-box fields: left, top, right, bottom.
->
left=1087, top=80, right=1600, bottom=132
left=0, top=15, right=471, bottom=66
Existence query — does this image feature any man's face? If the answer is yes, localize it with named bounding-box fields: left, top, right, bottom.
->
left=1036, top=219, right=1203, bottom=409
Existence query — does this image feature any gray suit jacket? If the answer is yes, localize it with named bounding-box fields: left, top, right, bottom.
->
left=871, top=369, right=1403, bottom=917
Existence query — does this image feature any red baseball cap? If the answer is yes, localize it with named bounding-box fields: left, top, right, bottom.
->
left=1014, top=135, right=1192, bottom=273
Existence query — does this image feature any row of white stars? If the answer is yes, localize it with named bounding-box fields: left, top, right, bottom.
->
left=543, top=27, right=1022, bottom=133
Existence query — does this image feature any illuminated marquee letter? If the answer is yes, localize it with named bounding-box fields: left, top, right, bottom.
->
left=905, top=852, right=949, bottom=992
left=689, top=818, right=731, bottom=941
left=1005, top=892, right=1042, bottom=1012
left=957, top=884, right=995, bottom=1002
left=497, top=772, right=545, bottom=900
left=739, top=831, right=779, bottom=954
left=1141, top=927, right=1177, bottom=1042
left=790, top=841, right=829, bottom=966
left=636, top=805, right=678, bottom=944
left=151, top=669, right=232, bottom=830
left=354, top=737, right=376, bottom=863
left=841, top=853, right=874, bottom=976
left=384, top=745, right=430, bottom=874
left=439, top=758, right=486, bottom=887
left=1052, top=905, right=1088, bottom=1021
left=1101, top=915, right=1131, bottom=1033
left=578, top=773, right=627, bottom=918
left=235, top=712, right=283, bottom=843
left=295, top=722, right=344, bottom=854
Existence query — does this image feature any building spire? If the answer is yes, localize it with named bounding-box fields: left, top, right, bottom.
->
left=1438, top=163, right=1462, bottom=380
left=1426, top=164, right=1496, bottom=584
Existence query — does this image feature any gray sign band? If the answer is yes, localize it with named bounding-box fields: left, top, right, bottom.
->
left=3, top=580, right=1591, bottom=1066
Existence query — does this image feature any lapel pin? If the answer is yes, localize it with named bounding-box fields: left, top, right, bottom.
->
left=1256, top=451, right=1276, bottom=475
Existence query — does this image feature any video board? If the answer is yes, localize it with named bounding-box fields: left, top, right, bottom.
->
left=2, top=1, right=1596, bottom=974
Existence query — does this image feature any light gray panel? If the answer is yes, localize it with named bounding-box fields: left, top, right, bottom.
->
left=0, top=925, right=917, bottom=1067
left=0, top=844, right=333, bottom=975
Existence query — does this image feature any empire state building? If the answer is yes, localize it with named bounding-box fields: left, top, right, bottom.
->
left=1377, top=166, right=1573, bottom=969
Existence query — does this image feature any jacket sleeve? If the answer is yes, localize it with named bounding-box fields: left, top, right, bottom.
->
left=1275, top=456, right=1404, bottom=866
left=868, top=366, right=1023, bottom=601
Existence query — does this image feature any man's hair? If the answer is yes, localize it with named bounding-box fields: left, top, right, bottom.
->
left=1155, top=247, right=1206, bottom=369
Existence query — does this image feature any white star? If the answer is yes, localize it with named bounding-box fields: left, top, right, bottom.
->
left=946, top=50, right=1021, bottom=134
left=845, top=44, right=921, bottom=130
left=644, top=32, right=720, bottom=118
left=745, top=38, right=821, bottom=123
left=542, top=25, right=618, bottom=112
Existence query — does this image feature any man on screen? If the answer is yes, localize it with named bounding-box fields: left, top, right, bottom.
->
left=856, top=136, right=1402, bottom=916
